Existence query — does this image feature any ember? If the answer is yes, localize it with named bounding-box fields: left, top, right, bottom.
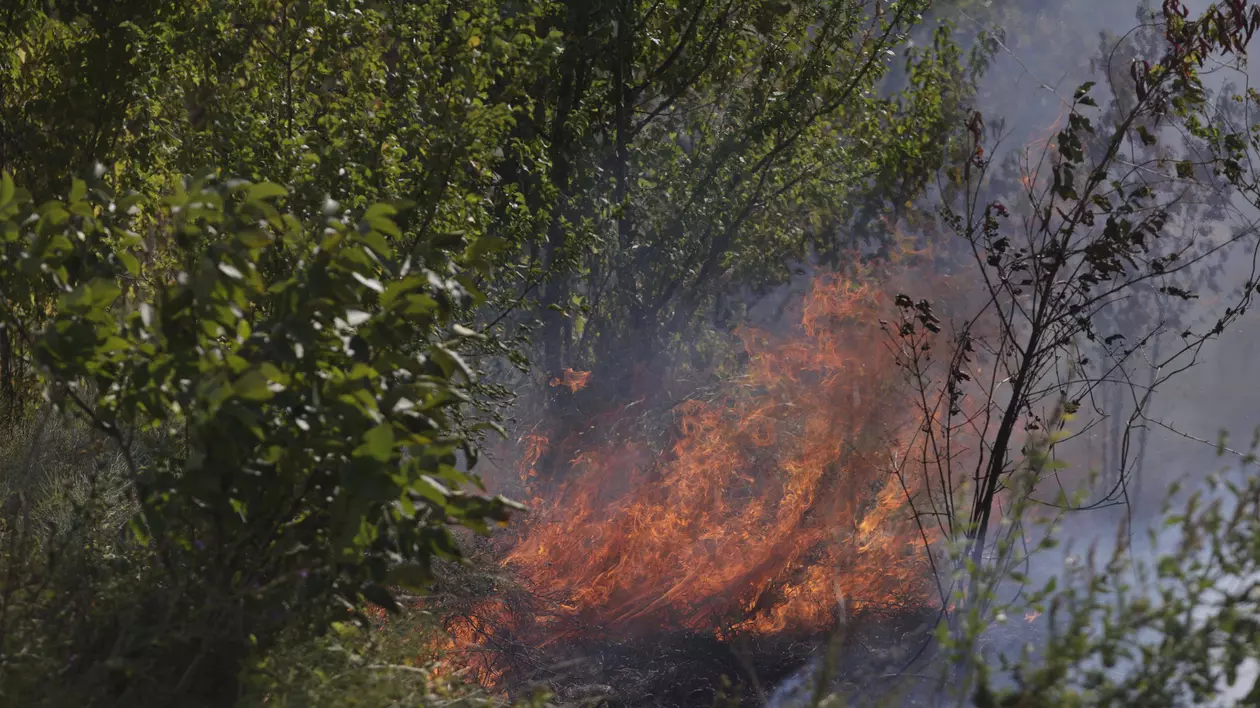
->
left=549, top=367, right=593, bottom=393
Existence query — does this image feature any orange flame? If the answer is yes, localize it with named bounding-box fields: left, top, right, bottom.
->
left=549, top=368, right=592, bottom=393
left=457, top=265, right=945, bottom=661
left=430, top=249, right=1020, bottom=691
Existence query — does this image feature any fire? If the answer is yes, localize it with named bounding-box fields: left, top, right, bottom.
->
left=549, top=367, right=592, bottom=393
left=518, top=434, right=549, bottom=480
left=451, top=263, right=945, bottom=666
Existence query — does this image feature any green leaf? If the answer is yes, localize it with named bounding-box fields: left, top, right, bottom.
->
left=365, top=217, right=401, bottom=239
left=360, top=424, right=395, bottom=462
left=117, top=251, right=140, bottom=276
left=362, top=203, right=397, bottom=221
left=246, top=182, right=288, bottom=202
left=381, top=275, right=424, bottom=307
left=465, top=235, right=507, bottom=265
left=128, top=517, right=151, bottom=547
left=430, top=345, right=473, bottom=381
left=359, top=229, right=393, bottom=258
left=259, top=361, right=289, bottom=386
left=414, top=475, right=451, bottom=505
left=234, top=369, right=273, bottom=401
left=96, top=277, right=124, bottom=304
left=386, top=561, right=433, bottom=590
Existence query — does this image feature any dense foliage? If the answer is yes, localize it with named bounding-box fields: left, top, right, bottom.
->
left=0, top=169, right=525, bottom=704
left=0, top=0, right=991, bottom=406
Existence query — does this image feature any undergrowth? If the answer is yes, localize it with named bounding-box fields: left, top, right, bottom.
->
left=239, top=602, right=550, bottom=708
left=0, top=403, right=552, bottom=707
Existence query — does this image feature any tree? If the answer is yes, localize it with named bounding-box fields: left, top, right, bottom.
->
left=0, top=0, right=561, bottom=421
left=0, top=0, right=991, bottom=430
left=878, top=0, right=1260, bottom=699
left=519, top=0, right=990, bottom=392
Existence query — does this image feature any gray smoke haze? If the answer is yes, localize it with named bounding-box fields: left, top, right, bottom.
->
left=969, top=0, right=1260, bottom=700
left=962, top=0, right=1260, bottom=519
left=767, top=0, right=1260, bottom=703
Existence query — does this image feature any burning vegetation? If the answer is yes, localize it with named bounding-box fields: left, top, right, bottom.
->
left=548, top=368, right=593, bottom=393
left=437, top=261, right=956, bottom=691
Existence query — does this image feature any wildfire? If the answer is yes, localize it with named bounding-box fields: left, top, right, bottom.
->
left=549, top=367, right=592, bottom=393
left=513, top=433, right=550, bottom=505
left=447, top=263, right=948, bottom=673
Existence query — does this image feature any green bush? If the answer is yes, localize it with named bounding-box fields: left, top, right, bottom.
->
left=0, top=170, right=519, bottom=705
left=972, top=440, right=1260, bottom=707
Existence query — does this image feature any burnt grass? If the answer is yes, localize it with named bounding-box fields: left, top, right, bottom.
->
left=495, top=605, right=945, bottom=707
left=430, top=542, right=1051, bottom=707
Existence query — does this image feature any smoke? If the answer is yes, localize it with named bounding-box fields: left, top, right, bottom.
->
left=761, top=0, right=1260, bottom=702
left=956, top=0, right=1260, bottom=518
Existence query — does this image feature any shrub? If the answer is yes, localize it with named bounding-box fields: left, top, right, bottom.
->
left=0, top=169, right=519, bottom=705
